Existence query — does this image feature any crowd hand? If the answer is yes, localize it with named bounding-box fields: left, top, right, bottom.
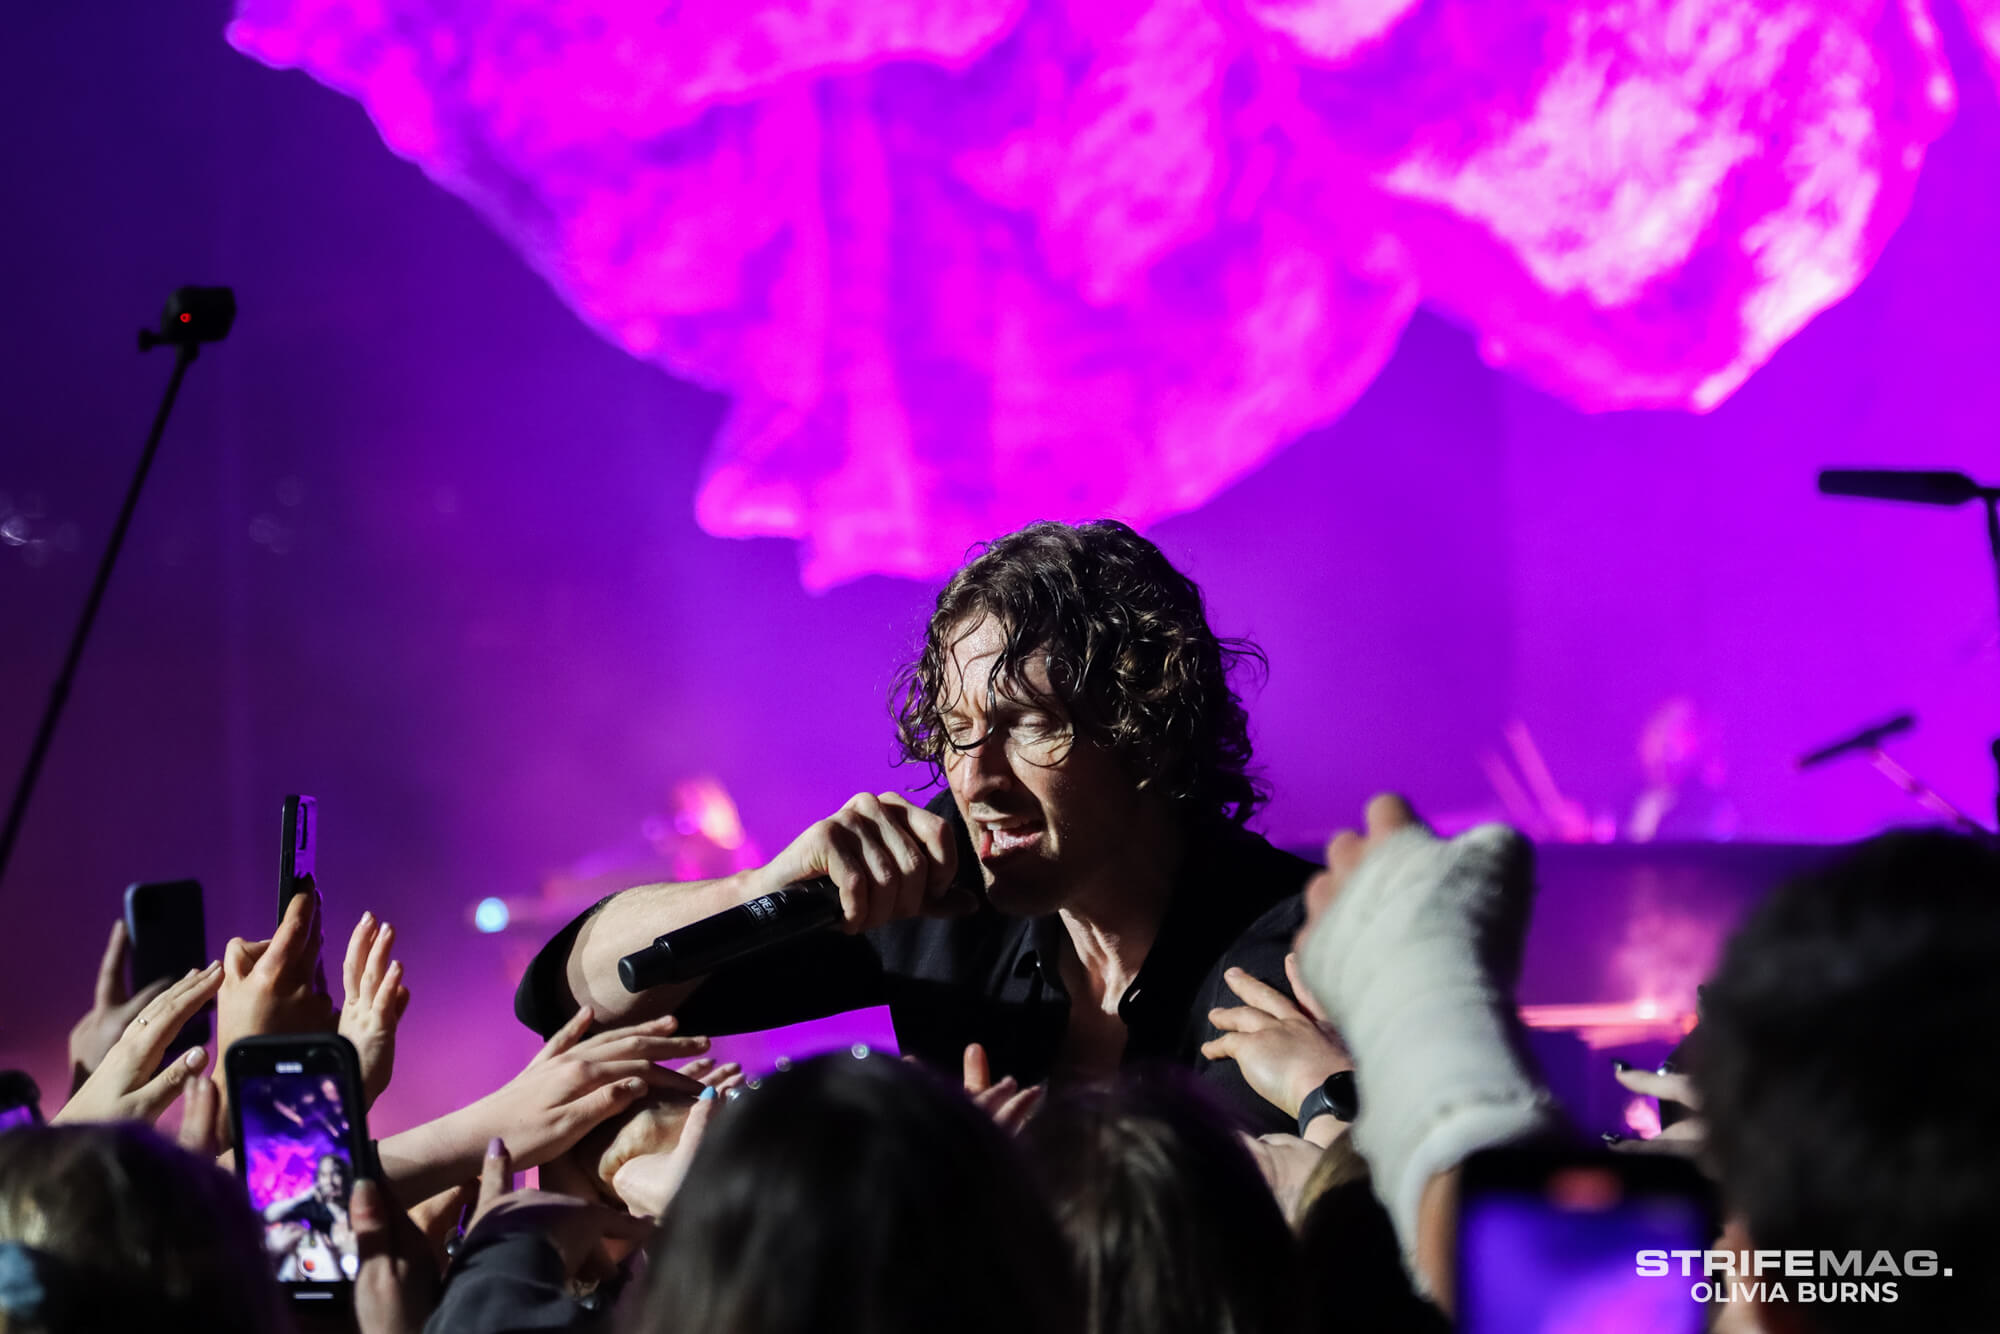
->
left=53, top=963, right=222, bottom=1125
left=340, top=911, right=412, bottom=1108
left=610, top=1090, right=720, bottom=1218
left=1242, top=1132, right=1326, bottom=1224
left=674, top=1056, right=745, bottom=1093
left=406, top=1181, right=476, bottom=1275
left=352, top=1176, right=444, bottom=1334
left=1294, top=794, right=1427, bottom=962
left=1609, top=1065, right=1708, bottom=1161
left=1201, top=958, right=1351, bottom=1122
left=217, top=883, right=335, bottom=1064
left=459, top=1007, right=708, bottom=1170
left=962, top=1043, right=1044, bottom=1132
left=67, top=920, right=171, bottom=1088
left=760, top=791, right=973, bottom=933
left=176, top=1069, right=225, bottom=1157
left=468, top=1138, right=654, bottom=1284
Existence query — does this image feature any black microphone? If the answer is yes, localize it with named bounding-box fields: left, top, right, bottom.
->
left=618, top=877, right=843, bottom=992
left=1796, top=713, right=1916, bottom=770
left=1818, top=470, right=1980, bottom=506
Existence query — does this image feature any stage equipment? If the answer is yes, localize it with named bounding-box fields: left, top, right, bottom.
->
left=0, top=288, right=236, bottom=888
left=1818, top=467, right=2000, bottom=832
left=1795, top=713, right=1984, bottom=832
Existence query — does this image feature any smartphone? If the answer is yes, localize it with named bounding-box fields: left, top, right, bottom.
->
left=0, top=1070, right=42, bottom=1132
left=226, top=1034, right=372, bottom=1307
left=1457, top=1144, right=1716, bottom=1334
left=279, top=795, right=317, bottom=926
left=124, top=879, right=210, bottom=1052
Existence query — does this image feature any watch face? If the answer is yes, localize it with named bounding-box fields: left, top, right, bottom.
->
left=1325, top=1069, right=1358, bottom=1122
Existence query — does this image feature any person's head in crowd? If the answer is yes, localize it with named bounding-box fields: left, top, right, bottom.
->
left=640, top=1051, right=1079, bottom=1334
left=1018, top=1071, right=1302, bottom=1334
left=892, top=519, right=1265, bottom=915
left=0, top=1122, right=286, bottom=1334
left=1695, top=829, right=2000, bottom=1334
left=1291, top=1142, right=1450, bottom=1334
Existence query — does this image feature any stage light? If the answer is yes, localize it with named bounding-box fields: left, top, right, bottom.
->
left=474, top=896, right=510, bottom=933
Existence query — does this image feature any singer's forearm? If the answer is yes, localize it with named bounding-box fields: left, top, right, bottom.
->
left=566, top=870, right=768, bottom=1026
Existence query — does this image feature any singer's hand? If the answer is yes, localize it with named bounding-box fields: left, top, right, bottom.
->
left=757, top=792, right=972, bottom=932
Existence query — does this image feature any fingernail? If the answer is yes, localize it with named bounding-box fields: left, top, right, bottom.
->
left=1611, top=1059, right=1633, bottom=1073
left=360, top=910, right=373, bottom=926
left=487, top=1137, right=505, bottom=1157
left=1601, top=1132, right=1627, bottom=1146
left=699, top=1086, right=717, bottom=1101
left=184, top=1048, right=206, bottom=1068
left=1656, top=1062, right=1678, bottom=1076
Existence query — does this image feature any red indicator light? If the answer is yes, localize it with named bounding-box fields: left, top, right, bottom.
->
left=179, top=312, right=192, bottom=323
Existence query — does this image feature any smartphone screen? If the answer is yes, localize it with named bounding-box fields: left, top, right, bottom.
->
left=1458, top=1146, right=1714, bottom=1334
left=278, top=795, right=317, bottom=927
left=228, top=1036, right=368, bottom=1301
left=124, top=880, right=210, bottom=1051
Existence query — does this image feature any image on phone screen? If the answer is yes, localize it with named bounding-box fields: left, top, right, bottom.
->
left=1458, top=1151, right=1712, bottom=1334
left=237, top=1063, right=361, bottom=1285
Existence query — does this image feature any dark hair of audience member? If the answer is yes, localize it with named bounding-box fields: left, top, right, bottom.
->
left=1017, top=1071, right=1303, bottom=1334
left=1696, top=830, right=2000, bottom=1334
left=639, top=1052, right=1080, bottom=1334
left=1292, top=1141, right=1450, bottom=1334
left=0, top=1122, right=287, bottom=1334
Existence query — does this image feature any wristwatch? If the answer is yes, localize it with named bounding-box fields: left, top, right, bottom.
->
left=1296, top=1069, right=1358, bottom=1136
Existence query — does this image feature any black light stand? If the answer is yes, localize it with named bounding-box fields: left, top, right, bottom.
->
left=0, top=288, right=236, bottom=888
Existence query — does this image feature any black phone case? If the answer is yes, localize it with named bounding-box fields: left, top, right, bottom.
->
left=278, top=795, right=316, bottom=926
left=123, top=879, right=209, bottom=1051
left=225, top=1033, right=371, bottom=1302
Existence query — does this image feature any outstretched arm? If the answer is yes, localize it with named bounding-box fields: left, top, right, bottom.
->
left=524, top=791, right=970, bottom=1033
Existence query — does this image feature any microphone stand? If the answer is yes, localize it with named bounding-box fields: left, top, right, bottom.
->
left=1819, top=469, right=2000, bottom=834
left=0, top=328, right=214, bottom=888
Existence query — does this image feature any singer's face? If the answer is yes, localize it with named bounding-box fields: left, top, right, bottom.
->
left=938, top=616, right=1150, bottom=916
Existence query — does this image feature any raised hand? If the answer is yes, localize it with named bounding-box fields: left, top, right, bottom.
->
left=1242, top=1131, right=1328, bottom=1223
left=54, top=962, right=221, bottom=1125
left=673, top=1056, right=746, bottom=1094
left=1295, top=793, right=1426, bottom=957
left=217, top=884, right=335, bottom=1062
left=176, top=1068, right=225, bottom=1157
left=352, top=1177, right=443, bottom=1334
left=1202, top=961, right=1351, bottom=1129
left=1610, top=1064, right=1708, bottom=1161
left=609, top=1090, right=720, bottom=1218
left=340, top=912, right=411, bottom=1108
left=466, top=1138, right=653, bottom=1280
left=459, top=1008, right=708, bottom=1169
left=962, top=1042, right=1044, bottom=1132
left=67, top=919, right=170, bottom=1088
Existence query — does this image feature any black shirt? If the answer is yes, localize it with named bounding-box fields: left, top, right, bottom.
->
left=514, top=793, right=1316, bottom=1133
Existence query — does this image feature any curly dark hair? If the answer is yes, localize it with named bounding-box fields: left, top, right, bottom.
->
left=891, top=520, right=1266, bottom=825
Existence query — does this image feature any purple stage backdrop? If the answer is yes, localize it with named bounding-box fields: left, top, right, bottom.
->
left=1, top=2, right=1996, bottom=1137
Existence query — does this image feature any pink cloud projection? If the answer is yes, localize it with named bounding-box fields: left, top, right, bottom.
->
left=228, top=0, right=1980, bottom=587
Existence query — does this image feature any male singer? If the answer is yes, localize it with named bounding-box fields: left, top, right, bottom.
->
left=514, top=520, right=1323, bottom=1131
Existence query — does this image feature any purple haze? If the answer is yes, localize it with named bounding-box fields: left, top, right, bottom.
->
left=227, top=0, right=1991, bottom=588
left=0, top=5, right=1995, bottom=1140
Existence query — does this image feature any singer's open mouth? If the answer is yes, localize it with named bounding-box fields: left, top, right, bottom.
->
left=975, top=822, right=1044, bottom=860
